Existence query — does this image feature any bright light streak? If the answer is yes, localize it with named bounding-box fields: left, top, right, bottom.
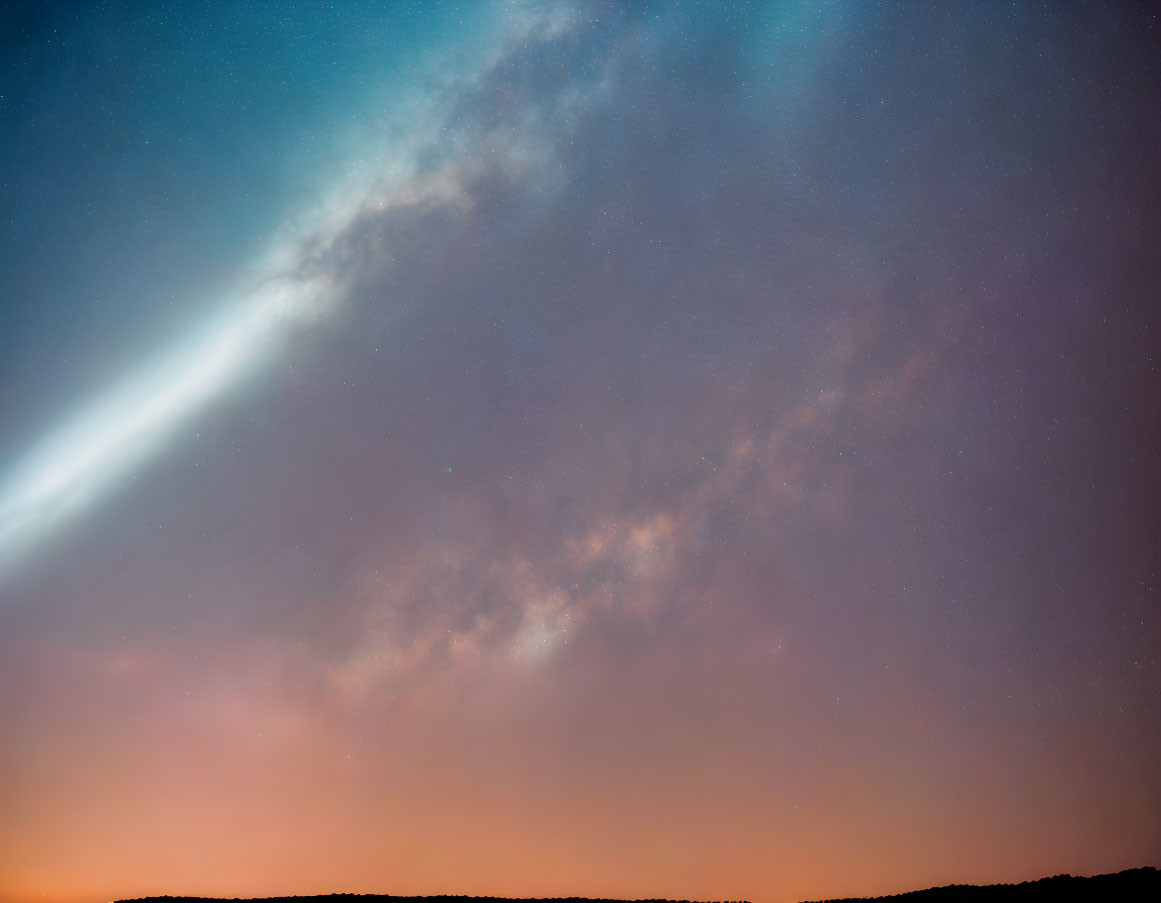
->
left=0, top=277, right=322, bottom=570
left=0, top=134, right=426, bottom=574
left=0, top=1, right=573, bottom=575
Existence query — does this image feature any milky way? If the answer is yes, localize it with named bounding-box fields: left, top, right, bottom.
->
left=1, top=3, right=1159, bottom=903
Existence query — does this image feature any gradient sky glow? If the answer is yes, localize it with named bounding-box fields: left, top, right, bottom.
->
left=1, top=3, right=1159, bottom=903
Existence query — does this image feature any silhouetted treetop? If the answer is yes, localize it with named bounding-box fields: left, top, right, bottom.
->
left=800, top=866, right=1160, bottom=903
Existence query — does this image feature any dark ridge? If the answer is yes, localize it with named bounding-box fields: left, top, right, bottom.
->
left=111, top=870, right=1161, bottom=903
left=115, top=898, right=749, bottom=903
left=800, top=866, right=1161, bottom=902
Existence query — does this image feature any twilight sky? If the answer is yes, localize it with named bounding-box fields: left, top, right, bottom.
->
left=1, top=3, right=1159, bottom=903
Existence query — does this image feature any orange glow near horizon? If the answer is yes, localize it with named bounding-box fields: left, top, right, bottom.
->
left=1, top=625, right=1156, bottom=903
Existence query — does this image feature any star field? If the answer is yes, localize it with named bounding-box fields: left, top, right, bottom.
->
left=0, top=3, right=1158, bottom=903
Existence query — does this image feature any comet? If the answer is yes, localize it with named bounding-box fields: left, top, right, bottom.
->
left=0, top=3, right=572, bottom=577
left=0, top=110, right=453, bottom=575
left=0, top=51, right=438, bottom=576
left=0, top=269, right=328, bottom=573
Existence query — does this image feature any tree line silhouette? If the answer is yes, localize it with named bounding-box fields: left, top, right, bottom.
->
left=115, top=867, right=1160, bottom=903
left=802, top=866, right=1159, bottom=902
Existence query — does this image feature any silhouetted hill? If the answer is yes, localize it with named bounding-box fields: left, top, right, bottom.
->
left=113, top=870, right=1161, bottom=903
left=801, top=866, right=1160, bottom=902
left=115, top=897, right=746, bottom=903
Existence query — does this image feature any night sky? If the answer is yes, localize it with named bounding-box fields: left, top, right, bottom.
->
left=1, top=3, right=1159, bottom=903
